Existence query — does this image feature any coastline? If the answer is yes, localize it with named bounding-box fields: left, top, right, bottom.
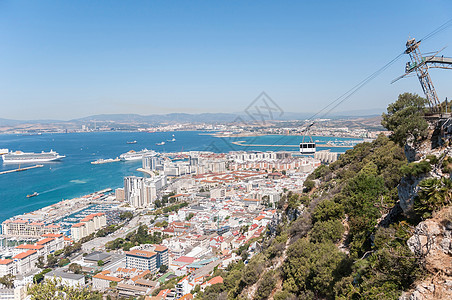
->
left=0, top=188, right=116, bottom=234
left=0, top=131, right=371, bottom=225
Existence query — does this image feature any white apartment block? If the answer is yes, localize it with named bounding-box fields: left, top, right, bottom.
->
left=12, top=250, right=38, bottom=274
left=0, top=259, right=17, bottom=277
left=1, top=219, right=60, bottom=238
left=125, top=250, right=157, bottom=272
left=124, top=175, right=167, bottom=208
left=70, top=213, right=106, bottom=241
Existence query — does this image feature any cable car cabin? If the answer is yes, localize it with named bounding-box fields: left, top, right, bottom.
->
left=300, top=142, right=316, bottom=154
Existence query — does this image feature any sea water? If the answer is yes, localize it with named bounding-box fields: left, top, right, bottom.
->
left=0, top=131, right=359, bottom=222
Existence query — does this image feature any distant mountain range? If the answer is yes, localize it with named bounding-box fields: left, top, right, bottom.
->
left=0, top=108, right=385, bottom=126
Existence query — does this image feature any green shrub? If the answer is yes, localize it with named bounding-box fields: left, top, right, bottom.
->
left=414, top=177, right=452, bottom=219
left=310, top=219, right=344, bottom=243
left=400, top=160, right=431, bottom=177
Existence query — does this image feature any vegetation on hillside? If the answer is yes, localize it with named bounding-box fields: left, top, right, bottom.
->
left=194, top=93, right=452, bottom=299
left=381, top=92, right=428, bottom=146
left=105, top=224, right=167, bottom=251
left=28, top=278, right=102, bottom=300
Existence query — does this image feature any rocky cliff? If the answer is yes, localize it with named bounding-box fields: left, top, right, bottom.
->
left=400, top=199, right=452, bottom=299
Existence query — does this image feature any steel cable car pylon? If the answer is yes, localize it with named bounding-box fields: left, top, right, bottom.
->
left=393, top=37, right=452, bottom=113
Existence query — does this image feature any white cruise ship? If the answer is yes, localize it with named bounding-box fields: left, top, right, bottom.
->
left=2, top=150, right=65, bottom=163
left=119, top=149, right=156, bottom=161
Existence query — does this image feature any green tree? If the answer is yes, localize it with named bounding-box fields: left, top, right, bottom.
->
left=310, top=219, right=344, bottom=244
left=303, top=180, right=315, bottom=192
left=254, top=270, right=277, bottom=300
left=186, top=213, right=195, bottom=221
left=97, top=260, right=105, bottom=267
left=68, top=263, right=82, bottom=274
left=313, top=199, right=344, bottom=223
left=35, top=256, right=45, bottom=269
left=0, top=274, right=15, bottom=288
left=27, top=277, right=102, bottom=299
left=283, top=238, right=346, bottom=298
left=46, top=254, right=58, bottom=268
left=159, top=265, right=168, bottom=273
left=381, top=92, right=428, bottom=146
left=58, top=258, right=70, bottom=267
left=414, top=177, right=452, bottom=219
left=119, top=211, right=133, bottom=220
left=33, top=273, right=44, bottom=284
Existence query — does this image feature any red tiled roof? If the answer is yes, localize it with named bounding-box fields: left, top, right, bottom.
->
left=93, top=273, right=122, bottom=282
left=174, top=256, right=196, bottom=263
left=42, top=233, right=63, bottom=238
left=36, top=237, right=54, bottom=245
left=45, top=224, right=60, bottom=228
left=207, top=276, right=223, bottom=285
left=153, top=245, right=168, bottom=252
left=157, top=289, right=171, bottom=297
left=13, top=249, right=37, bottom=260
left=12, top=219, right=28, bottom=223
left=177, top=275, right=189, bottom=284
left=0, top=259, right=13, bottom=265
left=15, top=244, right=44, bottom=250
left=254, top=215, right=265, bottom=221
left=125, top=249, right=156, bottom=258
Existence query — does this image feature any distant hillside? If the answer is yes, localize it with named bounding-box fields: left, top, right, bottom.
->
left=72, top=113, right=239, bottom=124
left=0, top=118, right=62, bottom=126
left=1, top=109, right=385, bottom=127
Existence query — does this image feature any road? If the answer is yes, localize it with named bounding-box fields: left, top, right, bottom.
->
left=82, top=214, right=143, bottom=252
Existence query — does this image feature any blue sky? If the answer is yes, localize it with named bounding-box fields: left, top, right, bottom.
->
left=0, top=0, right=451, bottom=120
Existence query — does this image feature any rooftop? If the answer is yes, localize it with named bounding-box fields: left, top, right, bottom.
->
left=153, top=245, right=168, bottom=252
left=84, top=251, right=111, bottom=262
left=0, top=259, right=13, bottom=265
left=15, top=244, right=44, bottom=250
left=93, top=272, right=122, bottom=282
left=36, top=237, right=55, bottom=245
left=13, top=249, right=37, bottom=260
left=125, top=249, right=156, bottom=258
left=45, top=270, right=85, bottom=281
left=174, top=256, right=196, bottom=264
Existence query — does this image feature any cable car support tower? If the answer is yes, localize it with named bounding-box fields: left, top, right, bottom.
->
left=393, top=38, right=452, bottom=115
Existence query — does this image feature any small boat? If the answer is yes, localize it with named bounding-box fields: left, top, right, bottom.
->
left=126, top=141, right=137, bottom=144
left=156, top=142, right=165, bottom=146
left=27, top=192, right=39, bottom=198
left=91, top=157, right=120, bottom=165
left=167, top=138, right=176, bottom=142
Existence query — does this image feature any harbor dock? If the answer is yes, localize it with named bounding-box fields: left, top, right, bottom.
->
left=0, top=164, right=44, bottom=175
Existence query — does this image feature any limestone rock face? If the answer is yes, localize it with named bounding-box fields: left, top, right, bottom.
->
left=401, top=208, right=452, bottom=300
left=398, top=176, right=423, bottom=213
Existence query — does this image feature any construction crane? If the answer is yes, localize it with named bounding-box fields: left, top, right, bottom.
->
left=393, top=38, right=452, bottom=113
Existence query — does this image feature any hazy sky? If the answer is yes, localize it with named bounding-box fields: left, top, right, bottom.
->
left=0, top=0, right=451, bottom=120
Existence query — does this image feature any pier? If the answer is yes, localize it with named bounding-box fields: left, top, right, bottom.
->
left=0, top=164, right=44, bottom=175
